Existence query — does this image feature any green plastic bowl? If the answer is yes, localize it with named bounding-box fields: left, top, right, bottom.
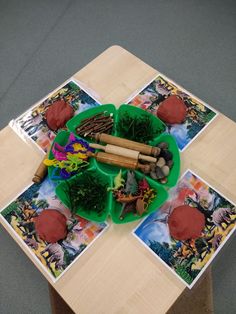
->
left=110, top=170, right=168, bottom=224
left=49, top=104, right=181, bottom=224
left=56, top=168, right=112, bottom=223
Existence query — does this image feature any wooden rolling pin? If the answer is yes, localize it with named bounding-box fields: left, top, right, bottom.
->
left=32, top=152, right=49, bottom=183
left=87, top=151, right=150, bottom=172
left=89, top=143, right=157, bottom=163
left=92, top=133, right=160, bottom=157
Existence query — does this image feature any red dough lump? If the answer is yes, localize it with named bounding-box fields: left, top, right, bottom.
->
left=168, top=205, right=205, bottom=241
left=35, top=209, right=68, bottom=243
left=45, top=100, right=74, bottom=131
left=156, top=95, right=187, bottom=124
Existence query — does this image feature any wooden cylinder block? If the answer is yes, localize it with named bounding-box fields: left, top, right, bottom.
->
left=95, top=152, right=138, bottom=169
left=32, top=152, right=49, bottom=183
left=105, top=144, right=139, bottom=159
left=89, top=143, right=156, bottom=162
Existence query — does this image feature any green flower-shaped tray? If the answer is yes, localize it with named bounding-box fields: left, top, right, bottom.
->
left=48, top=104, right=180, bottom=224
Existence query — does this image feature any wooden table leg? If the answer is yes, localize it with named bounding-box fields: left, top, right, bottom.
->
left=48, top=284, right=75, bottom=314
left=167, top=270, right=213, bottom=314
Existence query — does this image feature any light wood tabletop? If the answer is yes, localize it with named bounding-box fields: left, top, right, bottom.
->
left=1, top=46, right=236, bottom=314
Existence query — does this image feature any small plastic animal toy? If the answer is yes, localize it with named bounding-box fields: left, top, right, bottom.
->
left=108, top=170, right=125, bottom=191
left=44, top=133, right=94, bottom=179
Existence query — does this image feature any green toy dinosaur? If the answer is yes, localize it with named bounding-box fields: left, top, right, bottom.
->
left=108, top=170, right=125, bottom=191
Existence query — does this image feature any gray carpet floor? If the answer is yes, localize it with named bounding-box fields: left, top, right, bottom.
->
left=0, top=1, right=235, bottom=313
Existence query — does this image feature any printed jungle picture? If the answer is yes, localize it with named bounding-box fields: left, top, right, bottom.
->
left=14, top=80, right=100, bottom=152
left=0, top=177, right=107, bottom=280
left=134, top=170, right=236, bottom=287
left=128, top=76, right=217, bottom=150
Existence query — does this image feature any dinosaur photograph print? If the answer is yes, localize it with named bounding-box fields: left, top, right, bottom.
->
left=133, top=170, right=236, bottom=288
left=128, top=75, right=217, bottom=151
left=12, top=79, right=100, bottom=152
left=0, top=177, right=108, bottom=281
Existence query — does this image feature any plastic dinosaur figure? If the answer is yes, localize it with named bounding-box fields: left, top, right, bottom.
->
left=138, top=178, right=150, bottom=193
left=44, top=134, right=93, bottom=179
left=114, top=190, right=142, bottom=203
left=124, top=171, right=138, bottom=195
left=108, top=170, right=125, bottom=191
left=119, top=203, right=136, bottom=220
left=112, top=171, right=156, bottom=220
left=143, top=189, right=156, bottom=207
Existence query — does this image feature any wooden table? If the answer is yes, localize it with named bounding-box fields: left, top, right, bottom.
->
left=1, top=46, right=236, bottom=314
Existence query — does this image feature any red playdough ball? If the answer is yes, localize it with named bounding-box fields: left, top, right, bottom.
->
left=168, top=205, right=205, bottom=241
left=45, top=100, right=74, bottom=131
left=35, top=209, right=68, bottom=243
left=156, top=95, right=187, bottom=124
